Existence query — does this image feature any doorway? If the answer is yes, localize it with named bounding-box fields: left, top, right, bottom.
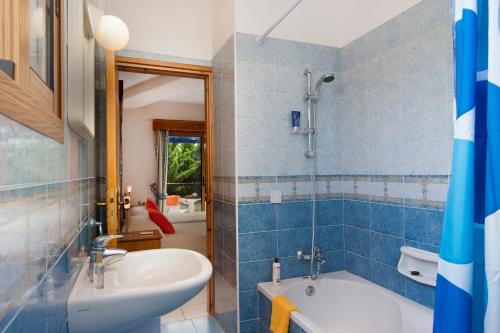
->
left=164, top=135, right=206, bottom=254
left=105, top=55, right=214, bottom=320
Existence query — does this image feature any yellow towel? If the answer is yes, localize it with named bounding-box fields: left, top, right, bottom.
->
left=270, top=295, right=299, bottom=333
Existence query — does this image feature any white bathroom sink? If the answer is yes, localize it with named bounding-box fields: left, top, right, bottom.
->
left=68, top=248, right=212, bottom=333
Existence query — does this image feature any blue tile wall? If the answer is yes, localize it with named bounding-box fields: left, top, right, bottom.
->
left=239, top=231, right=277, bottom=262
left=238, top=200, right=344, bottom=330
left=240, top=319, right=259, bottom=333
left=3, top=224, right=91, bottom=333
left=344, top=200, right=443, bottom=308
left=0, top=112, right=97, bottom=333
left=239, top=290, right=257, bottom=322
left=338, top=0, right=453, bottom=177
left=213, top=202, right=237, bottom=331
left=0, top=4, right=105, bottom=329
left=238, top=204, right=275, bottom=233
left=235, top=31, right=340, bottom=184
left=239, top=260, right=273, bottom=292
left=404, top=207, right=444, bottom=247
left=334, top=0, right=451, bottom=310
left=278, top=228, right=312, bottom=257
left=344, top=201, right=370, bottom=229
left=344, top=225, right=371, bottom=257
left=233, top=0, right=451, bottom=330
left=315, top=200, right=343, bottom=226
left=277, top=202, right=312, bottom=229
left=233, top=9, right=449, bottom=325
left=212, top=34, right=238, bottom=333
left=370, top=204, right=405, bottom=237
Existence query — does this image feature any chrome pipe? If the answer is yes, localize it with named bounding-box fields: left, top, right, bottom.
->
left=304, top=69, right=314, bottom=158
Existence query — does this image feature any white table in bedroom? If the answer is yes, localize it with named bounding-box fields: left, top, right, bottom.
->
left=180, top=197, right=201, bottom=214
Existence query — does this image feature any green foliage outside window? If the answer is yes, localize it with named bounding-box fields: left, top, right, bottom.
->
left=167, top=141, right=202, bottom=197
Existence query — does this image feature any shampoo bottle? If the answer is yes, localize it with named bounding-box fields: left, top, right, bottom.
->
left=272, top=257, right=281, bottom=287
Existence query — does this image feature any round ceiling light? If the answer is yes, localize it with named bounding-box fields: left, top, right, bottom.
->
left=95, top=15, right=129, bottom=51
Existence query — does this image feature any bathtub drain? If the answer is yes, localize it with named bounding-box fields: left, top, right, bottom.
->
left=306, top=285, right=315, bottom=296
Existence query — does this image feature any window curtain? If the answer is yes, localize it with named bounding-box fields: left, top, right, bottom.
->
left=154, top=130, right=169, bottom=213
left=433, top=1, right=500, bottom=332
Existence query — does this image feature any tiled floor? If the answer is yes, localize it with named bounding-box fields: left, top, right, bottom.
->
left=160, top=287, right=224, bottom=333
left=161, top=316, right=224, bottom=333
left=161, top=287, right=208, bottom=323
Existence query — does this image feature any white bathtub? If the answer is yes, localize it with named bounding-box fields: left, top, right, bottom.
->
left=257, top=271, right=433, bottom=333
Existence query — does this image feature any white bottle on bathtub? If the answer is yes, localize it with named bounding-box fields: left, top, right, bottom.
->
left=272, top=257, right=281, bottom=287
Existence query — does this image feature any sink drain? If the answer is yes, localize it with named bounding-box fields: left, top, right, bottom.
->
left=306, top=285, right=315, bottom=296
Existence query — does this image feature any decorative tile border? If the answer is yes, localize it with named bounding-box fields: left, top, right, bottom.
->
left=213, top=176, right=237, bottom=203
left=277, top=176, right=312, bottom=202
left=236, top=174, right=449, bottom=209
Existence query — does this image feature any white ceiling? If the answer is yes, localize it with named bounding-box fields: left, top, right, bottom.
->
left=119, top=72, right=205, bottom=110
left=106, top=0, right=213, bottom=61
left=236, top=0, right=423, bottom=47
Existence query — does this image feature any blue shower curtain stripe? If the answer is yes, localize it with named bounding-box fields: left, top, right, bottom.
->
left=434, top=0, right=500, bottom=332
left=484, top=1, right=500, bottom=330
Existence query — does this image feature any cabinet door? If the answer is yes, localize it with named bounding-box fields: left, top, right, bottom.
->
left=0, top=0, right=63, bottom=142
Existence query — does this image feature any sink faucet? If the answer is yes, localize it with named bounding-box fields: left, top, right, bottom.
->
left=89, top=235, right=127, bottom=288
left=297, top=245, right=326, bottom=281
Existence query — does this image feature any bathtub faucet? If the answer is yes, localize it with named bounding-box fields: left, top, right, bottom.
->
left=297, top=249, right=312, bottom=261
left=297, top=245, right=326, bottom=280
left=311, top=245, right=326, bottom=280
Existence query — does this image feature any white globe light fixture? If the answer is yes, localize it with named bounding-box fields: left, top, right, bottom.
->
left=95, top=15, right=129, bottom=51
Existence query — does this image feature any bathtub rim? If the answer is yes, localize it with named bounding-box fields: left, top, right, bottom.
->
left=257, top=270, right=433, bottom=333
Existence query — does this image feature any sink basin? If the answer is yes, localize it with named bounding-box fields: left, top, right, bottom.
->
left=68, top=249, right=212, bottom=333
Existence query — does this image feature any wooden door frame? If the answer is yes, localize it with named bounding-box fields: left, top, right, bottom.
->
left=106, top=55, right=215, bottom=313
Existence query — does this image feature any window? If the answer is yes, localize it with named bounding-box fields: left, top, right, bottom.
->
left=0, top=0, right=63, bottom=142
left=167, top=136, right=202, bottom=197
left=29, top=0, right=55, bottom=90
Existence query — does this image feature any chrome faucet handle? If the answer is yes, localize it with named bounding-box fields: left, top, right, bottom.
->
left=92, top=235, right=124, bottom=250
left=297, top=249, right=305, bottom=260
left=297, top=249, right=312, bottom=260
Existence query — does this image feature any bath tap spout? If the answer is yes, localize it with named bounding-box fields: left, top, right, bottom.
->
left=310, top=246, right=326, bottom=280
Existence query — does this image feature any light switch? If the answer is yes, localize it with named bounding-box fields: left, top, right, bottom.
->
left=270, top=190, right=282, bottom=203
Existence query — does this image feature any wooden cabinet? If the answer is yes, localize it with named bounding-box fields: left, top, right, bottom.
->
left=0, top=0, right=63, bottom=142
left=117, top=230, right=162, bottom=252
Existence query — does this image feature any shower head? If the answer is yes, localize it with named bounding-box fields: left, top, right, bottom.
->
left=313, top=73, right=335, bottom=95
